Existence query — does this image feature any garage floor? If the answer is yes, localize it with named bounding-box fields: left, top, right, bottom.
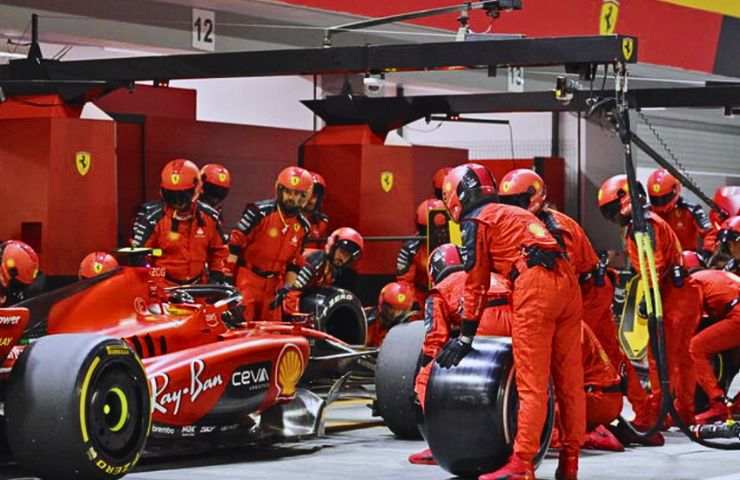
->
left=1, top=384, right=739, bottom=480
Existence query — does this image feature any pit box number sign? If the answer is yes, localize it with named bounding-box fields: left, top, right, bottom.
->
left=192, top=8, right=215, bottom=52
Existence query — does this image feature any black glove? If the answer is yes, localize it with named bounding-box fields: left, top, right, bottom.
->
left=436, top=336, right=473, bottom=369
left=638, top=300, right=648, bottom=318
left=269, top=287, right=291, bottom=310
left=208, top=271, right=227, bottom=285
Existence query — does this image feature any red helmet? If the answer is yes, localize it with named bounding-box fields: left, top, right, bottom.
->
left=498, top=169, right=547, bottom=213
left=710, top=186, right=740, bottom=228
left=718, top=215, right=740, bottom=245
left=433, top=167, right=452, bottom=200
left=378, top=282, right=414, bottom=311
left=428, top=243, right=464, bottom=286
left=647, top=169, right=681, bottom=213
left=326, top=227, right=364, bottom=264
left=441, top=163, right=498, bottom=222
left=199, top=163, right=231, bottom=207
left=681, top=250, right=705, bottom=272
left=161, top=159, right=200, bottom=210
left=79, top=251, right=119, bottom=279
left=598, top=175, right=633, bottom=224
left=275, top=166, right=314, bottom=215
left=0, top=241, right=39, bottom=288
left=416, top=198, right=446, bottom=229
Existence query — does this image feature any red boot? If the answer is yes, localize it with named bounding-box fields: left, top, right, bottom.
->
left=408, top=448, right=436, bottom=465
left=694, top=400, right=730, bottom=425
left=554, top=450, right=578, bottom=480
left=582, top=425, right=625, bottom=452
left=478, top=454, right=535, bottom=480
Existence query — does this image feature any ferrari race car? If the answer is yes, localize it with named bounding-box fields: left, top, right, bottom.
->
left=0, top=251, right=373, bottom=480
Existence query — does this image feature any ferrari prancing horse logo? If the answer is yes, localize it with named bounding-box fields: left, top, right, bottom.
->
left=75, top=151, right=92, bottom=176
left=622, top=38, right=635, bottom=61
left=599, top=0, right=620, bottom=35
left=380, top=171, right=394, bottom=192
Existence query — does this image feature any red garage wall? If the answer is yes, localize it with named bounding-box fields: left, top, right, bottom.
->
left=0, top=116, right=117, bottom=276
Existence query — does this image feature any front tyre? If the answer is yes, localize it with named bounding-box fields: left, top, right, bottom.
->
left=6, top=334, right=151, bottom=480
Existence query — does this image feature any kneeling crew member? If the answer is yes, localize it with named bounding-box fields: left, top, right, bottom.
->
left=366, top=281, right=416, bottom=348
left=0, top=240, right=41, bottom=306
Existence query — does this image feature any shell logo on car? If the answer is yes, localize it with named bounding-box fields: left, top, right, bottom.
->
left=277, top=345, right=304, bottom=398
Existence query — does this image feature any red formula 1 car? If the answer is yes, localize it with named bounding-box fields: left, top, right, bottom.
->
left=0, top=250, right=372, bottom=480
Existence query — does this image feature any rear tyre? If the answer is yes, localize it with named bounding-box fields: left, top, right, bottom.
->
left=6, top=334, right=151, bottom=480
left=375, top=321, right=426, bottom=439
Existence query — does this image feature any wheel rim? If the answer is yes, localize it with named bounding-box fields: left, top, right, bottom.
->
left=86, top=362, right=147, bottom=459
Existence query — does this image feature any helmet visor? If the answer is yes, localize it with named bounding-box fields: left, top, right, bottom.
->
left=162, top=188, right=195, bottom=210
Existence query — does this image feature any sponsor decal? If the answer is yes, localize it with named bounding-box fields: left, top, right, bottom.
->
left=181, top=425, right=196, bottom=436
left=150, top=358, right=224, bottom=415
left=220, top=424, right=239, bottom=432
left=380, top=171, right=394, bottom=192
left=277, top=346, right=303, bottom=398
left=0, top=315, right=21, bottom=325
left=195, top=227, right=206, bottom=238
left=268, top=227, right=279, bottom=238
left=621, top=38, right=635, bottom=61
left=199, top=425, right=216, bottom=434
left=0, top=337, right=14, bottom=347
left=151, top=425, right=177, bottom=435
left=527, top=223, right=547, bottom=238
left=231, top=362, right=271, bottom=392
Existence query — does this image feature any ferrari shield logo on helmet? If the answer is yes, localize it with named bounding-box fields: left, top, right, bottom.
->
left=397, top=293, right=406, bottom=303
left=218, top=172, right=227, bottom=182
left=290, top=175, right=301, bottom=186
left=652, top=183, right=661, bottom=193
left=75, top=151, right=92, bottom=176
left=501, top=180, right=512, bottom=193
left=380, top=171, right=394, bottom=192
left=171, top=173, right=181, bottom=185
left=622, top=37, right=634, bottom=61
left=599, top=0, right=619, bottom=35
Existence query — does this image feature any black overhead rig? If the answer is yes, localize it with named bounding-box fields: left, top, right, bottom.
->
left=0, top=34, right=636, bottom=82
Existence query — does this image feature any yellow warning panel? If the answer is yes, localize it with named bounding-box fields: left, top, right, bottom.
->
left=448, top=220, right=462, bottom=246
left=619, top=275, right=650, bottom=361
left=660, top=0, right=740, bottom=18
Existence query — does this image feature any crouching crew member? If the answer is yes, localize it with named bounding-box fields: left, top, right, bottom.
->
left=79, top=251, right=119, bottom=279
left=687, top=221, right=740, bottom=424
left=279, top=227, right=364, bottom=315
left=598, top=174, right=702, bottom=428
left=131, top=159, right=229, bottom=285
left=228, top=166, right=313, bottom=322
left=0, top=240, right=41, bottom=306
left=440, top=164, right=585, bottom=480
left=366, top=281, right=416, bottom=348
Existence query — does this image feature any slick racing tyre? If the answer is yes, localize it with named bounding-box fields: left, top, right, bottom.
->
left=375, top=321, right=426, bottom=439
left=6, top=334, right=151, bottom=480
left=424, top=337, right=554, bottom=478
left=299, top=287, right=367, bottom=345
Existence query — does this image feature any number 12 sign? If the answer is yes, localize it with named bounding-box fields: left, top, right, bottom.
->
left=192, top=8, right=215, bottom=52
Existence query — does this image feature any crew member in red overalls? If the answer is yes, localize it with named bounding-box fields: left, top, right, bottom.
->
left=199, top=163, right=231, bottom=213
left=703, top=186, right=740, bottom=254
left=396, top=198, right=446, bottom=309
left=131, top=159, right=229, bottom=285
left=281, top=227, right=363, bottom=315
left=305, top=172, right=330, bottom=246
left=0, top=240, right=40, bottom=306
left=498, top=168, right=649, bottom=431
left=78, top=252, right=119, bottom=279
left=228, top=166, right=313, bottom=322
left=598, top=174, right=702, bottom=428
left=439, top=164, right=585, bottom=480
left=683, top=244, right=740, bottom=424
left=366, top=281, right=416, bottom=348
left=646, top=169, right=711, bottom=251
